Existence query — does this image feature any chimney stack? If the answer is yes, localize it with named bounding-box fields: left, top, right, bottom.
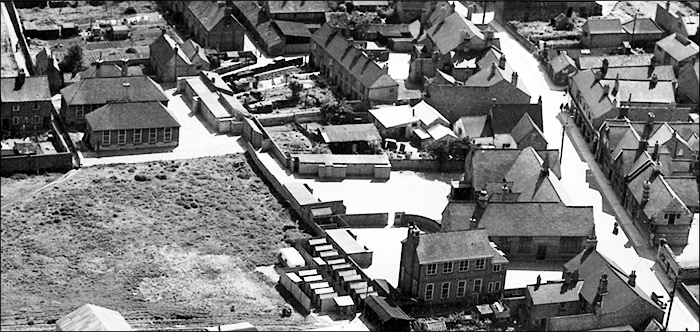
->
left=594, top=70, right=602, bottom=82
left=586, top=235, right=598, bottom=250
left=651, top=140, right=660, bottom=161
left=14, top=69, right=26, bottom=90
left=642, top=180, right=651, bottom=204
left=511, top=72, right=518, bottom=86
left=121, top=58, right=129, bottom=77
left=95, top=59, right=104, bottom=78
left=477, top=189, right=489, bottom=208
left=564, top=271, right=572, bottom=285
left=469, top=217, right=478, bottom=229
left=601, top=58, right=609, bottom=77
left=122, top=82, right=131, bottom=101
left=499, top=54, right=506, bottom=69
left=535, top=274, right=542, bottom=290
left=628, top=270, right=637, bottom=287
left=490, top=62, right=497, bottom=79
left=601, top=84, right=610, bottom=100
left=572, top=269, right=579, bottom=283
left=650, top=73, right=658, bottom=88
left=666, top=1, right=670, bottom=10
left=612, top=73, right=620, bottom=96
left=597, top=273, right=609, bottom=295
left=541, top=152, right=550, bottom=176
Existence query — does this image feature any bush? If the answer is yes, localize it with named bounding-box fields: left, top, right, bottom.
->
left=124, top=7, right=136, bottom=14
left=134, top=174, right=150, bottom=182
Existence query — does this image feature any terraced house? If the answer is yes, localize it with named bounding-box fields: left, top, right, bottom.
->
left=1, top=71, right=53, bottom=138
left=310, top=24, right=398, bottom=104
left=398, top=227, right=508, bottom=309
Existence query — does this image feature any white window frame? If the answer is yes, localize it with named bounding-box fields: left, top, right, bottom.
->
left=487, top=282, right=494, bottom=293
left=475, top=258, right=486, bottom=270
left=117, top=129, right=127, bottom=145
left=149, top=128, right=157, bottom=143
left=12, top=104, right=20, bottom=112
left=164, top=127, right=172, bottom=143
left=76, top=105, right=85, bottom=120
left=441, top=282, right=450, bottom=299
left=492, top=264, right=501, bottom=272
left=425, top=283, right=434, bottom=300
left=426, top=263, right=437, bottom=275
left=133, top=129, right=142, bottom=144
left=458, top=260, right=469, bottom=272
left=102, top=131, right=110, bottom=146
left=494, top=281, right=501, bottom=292
left=442, top=262, right=453, bottom=274
left=473, top=279, right=482, bottom=293
left=457, top=280, right=467, bottom=297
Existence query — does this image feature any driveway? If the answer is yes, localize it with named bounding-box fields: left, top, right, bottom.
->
left=80, top=87, right=245, bottom=166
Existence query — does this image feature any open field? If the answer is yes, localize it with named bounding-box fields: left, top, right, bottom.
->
left=0, top=155, right=321, bottom=331
left=0, top=173, right=63, bottom=207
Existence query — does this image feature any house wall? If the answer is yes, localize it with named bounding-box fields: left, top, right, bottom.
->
left=525, top=296, right=582, bottom=327
left=426, top=82, right=531, bottom=123
left=61, top=102, right=103, bottom=129
left=657, top=241, right=700, bottom=280
left=490, top=236, right=588, bottom=262
left=408, top=58, right=437, bottom=83
left=1, top=100, right=54, bottom=137
left=546, top=298, right=664, bottom=331
left=677, top=62, right=699, bottom=103
left=582, top=32, right=626, bottom=48
left=89, top=127, right=179, bottom=151
left=368, top=85, right=399, bottom=105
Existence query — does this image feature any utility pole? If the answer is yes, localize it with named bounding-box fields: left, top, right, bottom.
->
left=630, top=13, right=638, bottom=47
left=482, top=1, right=487, bottom=24
left=560, top=116, right=567, bottom=163
left=664, top=273, right=681, bottom=331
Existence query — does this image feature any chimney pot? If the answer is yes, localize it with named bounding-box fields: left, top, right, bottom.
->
left=122, top=82, right=131, bottom=101
left=535, top=274, right=542, bottom=290
left=14, top=69, right=26, bottom=90
left=598, top=273, right=609, bottom=295
left=499, top=54, right=506, bottom=69
left=121, top=58, right=129, bottom=77
left=628, top=270, right=637, bottom=287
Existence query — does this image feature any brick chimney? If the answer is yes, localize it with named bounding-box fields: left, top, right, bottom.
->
left=564, top=271, right=572, bottom=285
left=651, top=140, right=660, bottom=161
left=541, top=152, right=550, bottom=176
left=585, top=235, right=598, bottom=250
left=489, top=62, right=497, bottom=79
left=511, top=71, right=518, bottom=86
left=594, top=70, right=602, bottom=83
left=535, top=274, right=542, bottom=290
left=469, top=216, right=478, bottom=229
left=612, top=73, right=619, bottom=96
left=14, top=69, right=26, bottom=91
left=642, top=180, right=651, bottom=205
left=477, top=188, right=489, bottom=208
left=628, top=270, right=637, bottom=287
left=572, top=269, right=580, bottom=283
left=95, top=59, right=104, bottom=78
left=597, top=273, right=609, bottom=295
left=121, top=58, right=129, bottom=77
left=498, top=54, right=506, bottom=69
left=122, top=82, right=131, bottom=101
left=650, top=73, right=658, bottom=88
left=601, top=58, right=609, bottom=77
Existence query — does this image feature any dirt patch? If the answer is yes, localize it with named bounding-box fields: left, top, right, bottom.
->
left=266, top=124, right=330, bottom=154
left=0, top=155, right=319, bottom=330
left=512, top=17, right=585, bottom=42
left=17, top=2, right=158, bottom=27
left=0, top=173, right=63, bottom=206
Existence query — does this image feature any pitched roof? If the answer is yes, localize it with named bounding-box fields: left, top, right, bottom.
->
left=655, top=33, right=700, bottom=62
left=0, top=76, right=51, bottom=102
left=602, top=65, right=676, bottom=82
left=273, top=20, right=311, bottom=37
left=664, top=177, right=699, bottom=209
left=584, top=18, right=624, bottom=34
left=511, top=113, right=546, bottom=146
left=527, top=280, right=585, bottom=305
left=599, top=79, right=676, bottom=104
left=311, top=24, right=397, bottom=89
left=427, top=1, right=454, bottom=26
left=60, top=76, right=169, bottom=106
left=186, top=1, right=240, bottom=32
left=564, top=249, right=664, bottom=315
left=56, top=303, right=133, bottom=331
left=267, top=0, right=329, bottom=14
left=426, top=12, right=484, bottom=55
left=626, top=162, right=692, bottom=219
left=426, top=124, right=457, bottom=141
left=456, top=115, right=490, bottom=138
left=319, top=123, right=381, bottom=143
left=472, top=148, right=562, bottom=190
left=622, top=17, right=664, bottom=35
left=370, top=101, right=447, bottom=129
left=490, top=103, right=543, bottom=135
left=412, top=228, right=508, bottom=264
left=85, top=101, right=180, bottom=131
left=577, top=54, right=655, bottom=70
left=570, top=70, right=616, bottom=120
left=550, top=53, right=577, bottom=73
left=475, top=202, right=594, bottom=237
left=365, top=296, right=412, bottom=323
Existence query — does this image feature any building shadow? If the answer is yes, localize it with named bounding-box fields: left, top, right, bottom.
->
left=82, top=146, right=176, bottom=158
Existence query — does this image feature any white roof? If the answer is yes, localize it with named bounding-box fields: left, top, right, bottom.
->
left=369, top=101, right=447, bottom=129
left=56, top=304, right=132, bottom=331
left=426, top=124, right=457, bottom=140
left=279, top=247, right=306, bottom=267
left=334, top=295, right=355, bottom=307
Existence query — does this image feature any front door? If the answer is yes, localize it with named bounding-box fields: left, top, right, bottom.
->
left=536, top=245, right=547, bottom=260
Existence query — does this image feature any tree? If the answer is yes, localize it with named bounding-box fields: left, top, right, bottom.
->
left=425, top=140, right=450, bottom=161
left=59, top=45, right=86, bottom=73
left=288, top=79, right=303, bottom=101
left=448, top=137, right=473, bottom=160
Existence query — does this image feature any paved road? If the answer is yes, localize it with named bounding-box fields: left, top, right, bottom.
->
left=492, top=19, right=699, bottom=331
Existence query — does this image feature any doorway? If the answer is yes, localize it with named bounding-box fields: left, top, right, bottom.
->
left=536, top=245, right=547, bottom=260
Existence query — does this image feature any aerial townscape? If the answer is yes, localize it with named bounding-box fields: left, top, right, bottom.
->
left=1, top=0, right=699, bottom=331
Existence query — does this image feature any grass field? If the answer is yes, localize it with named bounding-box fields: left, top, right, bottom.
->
left=0, top=155, right=320, bottom=331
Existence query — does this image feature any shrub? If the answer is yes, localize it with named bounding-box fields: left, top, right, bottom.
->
left=134, top=174, right=150, bottom=182
left=124, top=7, right=136, bottom=14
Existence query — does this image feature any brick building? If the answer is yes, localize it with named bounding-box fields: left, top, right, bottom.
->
left=398, top=227, right=509, bottom=308
left=83, top=101, right=180, bottom=152
left=310, top=24, right=398, bottom=104
left=654, top=33, right=700, bottom=73
left=654, top=2, right=700, bottom=44
left=1, top=72, right=53, bottom=138
left=581, top=18, right=626, bottom=49
left=60, top=76, right=169, bottom=129
left=149, top=32, right=210, bottom=83
left=166, top=1, right=246, bottom=51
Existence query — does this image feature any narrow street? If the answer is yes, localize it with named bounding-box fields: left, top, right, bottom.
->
left=491, top=20, right=699, bottom=331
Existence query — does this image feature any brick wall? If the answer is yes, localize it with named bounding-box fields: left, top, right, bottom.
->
left=1, top=152, right=73, bottom=175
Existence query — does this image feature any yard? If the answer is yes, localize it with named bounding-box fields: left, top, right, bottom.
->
left=265, top=124, right=330, bottom=155
left=511, top=16, right=585, bottom=44
left=0, top=155, right=328, bottom=331
left=242, top=79, right=338, bottom=115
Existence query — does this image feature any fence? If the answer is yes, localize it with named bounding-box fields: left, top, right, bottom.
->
left=256, top=110, right=323, bottom=127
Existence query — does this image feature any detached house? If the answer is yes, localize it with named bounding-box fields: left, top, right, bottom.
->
left=168, top=1, right=246, bottom=51
left=84, top=101, right=180, bottom=152
left=369, top=101, right=456, bottom=148
left=310, top=24, right=398, bottom=105
left=581, top=18, right=625, bottom=49
left=150, top=32, right=210, bottom=83
left=398, top=227, right=509, bottom=308
left=655, top=2, right=700, bottom=44
left=60, top=76, right=169, bottom=129
left=1, top=71, right=53, bottom=137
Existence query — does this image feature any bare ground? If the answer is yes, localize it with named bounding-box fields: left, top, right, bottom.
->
left=0, top=155, right=323, bottom=331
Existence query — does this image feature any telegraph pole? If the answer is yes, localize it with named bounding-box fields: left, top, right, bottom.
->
left=664, top=273, right=681, bottom=331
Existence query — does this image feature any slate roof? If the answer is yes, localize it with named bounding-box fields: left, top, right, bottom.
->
left=186, top=1, right=239, bottom=32
left=527, top=280, right=585, bottom=305
left=426, top=124, right=457, bottom=141
left=656, top=33, right=700, bottom=62
left=426, top=12, right=484, bottom=55
left=626, top=161, right=692, bottom=219
left=463, top=47, right=530, bottom=96
left=472, top=148, right=562, bottom=189
left=61, top=76, right=169, bottom=106
left=311, top=24, right=397, bottom=89
left=584, top=18, right=624, bottom=34
left=601, top=65, right=676, bottom=82
left=577, top=54, right=655, bottom=70
left=412, top=228, right=509, bottom=264
left=474, top=202, right=594, bottom=237
left=267, top=0, right=330, bottom=14
left=490, top=103, right=544, bottom=135
left=56, top=303, right=133, bottom=331
left=427, top=1, right=454, bottom=26
left=664, top=177, right=699, bottom=209
left=622, top=17, right=664, bottom=35
left=319, top=123, right=381, bottom=143
left=599, top=79, right=676, bottom=104
left=366, top=296, right=412, bottom=323
left=571, top=70, right=616, bottom=120
left=79, top=64, right=143, bottom=79
left=511, top=113, right=546, bottom=146
left=564, top=249, right=664, bottom=315
left=550, top=53, right=577, bottom=73
left=151, top=34, right=207, bottom=65
left=0, top=76, right=51, bottom=102
left=456, top=115, right=491, bottom=138
left=273, top=20, right=311, bottom=37
left=85, top=101, right=180, bottom=131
